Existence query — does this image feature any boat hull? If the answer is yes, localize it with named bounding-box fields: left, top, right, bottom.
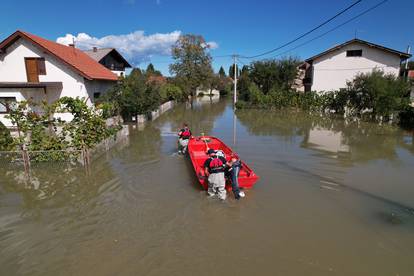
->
left=187, top=136, right=259, bottom=190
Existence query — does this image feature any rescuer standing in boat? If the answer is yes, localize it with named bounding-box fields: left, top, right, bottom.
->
left=204, top=149, right=227, bottom=200
left=177, top=123, right=192, bottom=154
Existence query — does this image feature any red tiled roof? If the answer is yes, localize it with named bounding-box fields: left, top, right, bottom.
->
left=408, top=70, right=414, bottom=79
left=0, top=30, right=118, bottom=81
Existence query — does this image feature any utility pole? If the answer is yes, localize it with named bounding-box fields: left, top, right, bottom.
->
left=405, top=45, right=411, bottom=80
left=233, top=54, right=238, bottom=109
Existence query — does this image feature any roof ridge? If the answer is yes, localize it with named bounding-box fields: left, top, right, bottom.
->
left=0, top=30, right=118, bottom=81
left=306, top=38, right=411, bottom=62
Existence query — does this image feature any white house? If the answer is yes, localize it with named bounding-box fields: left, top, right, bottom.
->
left=299, top=39, right=411, bottom=93
left=0, top=30, right=118, bottom=126
left=84, top=47, right=131, bottom=77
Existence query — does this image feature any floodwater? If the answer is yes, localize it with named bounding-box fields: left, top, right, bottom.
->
left=1, top=98, right=414, bottom=276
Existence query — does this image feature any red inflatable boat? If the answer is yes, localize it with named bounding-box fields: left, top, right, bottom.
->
left=187, top=136, right=259, bottom=190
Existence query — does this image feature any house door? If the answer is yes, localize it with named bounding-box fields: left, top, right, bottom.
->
left=25, top=58, right=39, bottom=82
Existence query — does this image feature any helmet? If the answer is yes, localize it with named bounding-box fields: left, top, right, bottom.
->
left=207, top=149, right=216, bottom=155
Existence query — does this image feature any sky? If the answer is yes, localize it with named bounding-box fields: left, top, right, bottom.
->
left=1, top=0, right=413, bottom=75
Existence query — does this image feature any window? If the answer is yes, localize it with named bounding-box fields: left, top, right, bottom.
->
left=37, top=58, right=46, bottom=75
left=25, top=57, right=46, bottom=82
left=0, top=97, right=16, bottom=114
left=346, top=50, right=362, bottom=57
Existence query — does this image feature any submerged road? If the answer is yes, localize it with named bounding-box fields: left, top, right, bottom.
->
left=0, top=98, right=413, bottom=276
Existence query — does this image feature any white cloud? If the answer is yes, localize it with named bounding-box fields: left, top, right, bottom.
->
left=206, top=41, right=219, bottom=50
left=56, top=30, right=182, bottom=65
left=56, top=30, right=219, bottom=66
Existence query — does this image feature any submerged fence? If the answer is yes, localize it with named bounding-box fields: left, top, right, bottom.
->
left=0, top=125, right=129, bottom=177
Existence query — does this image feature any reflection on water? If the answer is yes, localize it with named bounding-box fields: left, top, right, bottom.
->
left=306, top=127, right=350, bottom=153
left=0, top=100, right=414, bottom=276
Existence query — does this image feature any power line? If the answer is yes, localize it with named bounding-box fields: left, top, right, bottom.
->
left=240, top=0, right=362, bottom=59
left=265, top=0, right=389, bottom=60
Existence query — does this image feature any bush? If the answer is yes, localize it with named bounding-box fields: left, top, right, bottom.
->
left=97, top=102, right=117, bottom=119
left=249, top=57, right=301, bottom=94
left=0, top=121, right=14, bottom=151
left=399, top=106, right=414, bottom=128
left=346, top=70, right=410, bottom=119
left=4, top=98, right=120, bottom=161
left=159, top=83, right=184, bottom=102
left=235, top=100, right=247, bottom=109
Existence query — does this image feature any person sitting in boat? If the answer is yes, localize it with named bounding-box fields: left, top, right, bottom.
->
left=177, top=123, right=192, bottom=154
left=204, top=149, right=227, bottom=200
left=227, top=153, right=245, bottom=200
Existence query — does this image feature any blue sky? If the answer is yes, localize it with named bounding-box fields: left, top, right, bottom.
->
left=1, top=0, right=413, bottom=75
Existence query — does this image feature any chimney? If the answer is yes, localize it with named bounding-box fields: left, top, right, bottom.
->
left=93, top=47, right=98, bottom=52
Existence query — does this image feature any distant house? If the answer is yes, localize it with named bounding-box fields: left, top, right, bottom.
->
left=84, top=47, right=131, bottom=77
left=297, top=39, right=411, bottom=93
left=0, top=30, right=118, bottom=126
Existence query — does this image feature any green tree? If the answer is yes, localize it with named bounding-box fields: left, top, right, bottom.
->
left=158, top=83, right=184, bottom=101
left=130, top=68, right=142, bottom=77
left=103, top=72, right=161, bottom=121
left=228, top=64, right=240, bottom=80
left=238, top=66, right=252, bottom=101
left=249, top=57, right=300, bottom=94
left=146, top=63, right=162, bottom=76
left=169, top=34, right=214, bottom=97
left=346, top=70, right=410, bottom=119
left=218, top=66, right=226, bottom=78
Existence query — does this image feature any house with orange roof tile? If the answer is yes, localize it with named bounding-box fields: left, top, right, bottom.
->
left=0, top=30, right=119, bottom=126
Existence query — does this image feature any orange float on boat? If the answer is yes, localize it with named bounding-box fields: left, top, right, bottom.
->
left=187, top=136, right=259, bottom=190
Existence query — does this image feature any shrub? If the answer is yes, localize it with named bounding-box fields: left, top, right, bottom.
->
left=249, top=57, right=301, bottom=94
left=97, top=102, right=117, bottom=119
left=0, top=121, right=14, bottom=151
left=346, top=70, right=410, bottom=119
left=159, top=83, right=184, bottom=102
left=235, top=100, right=247, bottom=109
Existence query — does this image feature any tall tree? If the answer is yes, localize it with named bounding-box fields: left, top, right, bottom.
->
left=218, top=66, right=226, bottom=78
left=249, top=57, right=300, bottom=94
left=130, top=68, right=142, bottom=77
left=146, top=63, right=162, bottom=76
left=228, top=64, right=240, bottom=80
left=169, top=34, right=214, bottom=97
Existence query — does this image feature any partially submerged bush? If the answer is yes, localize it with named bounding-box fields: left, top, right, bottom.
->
left=238, top=68, right=412, bottom=125
left=4, top=98, right=120, bottom=161
left=0, top=121, right=14, bottom=151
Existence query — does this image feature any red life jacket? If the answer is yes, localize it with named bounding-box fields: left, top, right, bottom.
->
left=209, top=156, right=224, bottom=172
left=181, top=128, right=191, bottom=139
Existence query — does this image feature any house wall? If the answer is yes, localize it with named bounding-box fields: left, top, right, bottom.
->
left=84, top=80, right=117, bottom=103
left=111, top=70, right=125, bottom=77
left=0, top=38, right=89, bottom=102
left=0, top=38, right=116, bottom=126
left=100, top=54, right=125, bottom=71
left=311, top=42, right=402, bottom=92
left=0, top=88, right=42, bottom=126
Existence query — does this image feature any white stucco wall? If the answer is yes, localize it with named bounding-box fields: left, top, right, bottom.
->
left=111, top=70, right=125, bottom=77
left=84, top=80, right=116, bottom=103
left=0, top=38, right=89, bottom=103
left=0, top=38, right=116, bottom=126
left=311, top=42, right=402, bottom=92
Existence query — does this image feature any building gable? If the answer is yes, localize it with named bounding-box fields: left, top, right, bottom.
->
left=306, top=39, right=411, bottom=63
left=0, top=31, right=118, bottom=81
